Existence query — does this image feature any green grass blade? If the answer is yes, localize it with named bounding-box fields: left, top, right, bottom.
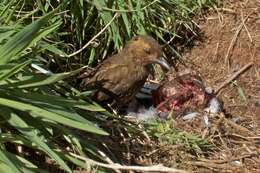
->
left=75, top=104, right=106, bottom=112
left=28, top=20, right=61, bottom=48
left=39, top=41, right=68, bottom=57
left=0, top=26, right=16, bottom=43
left=0, top=10, right=56, bottom=65
left=0, top=149, right=21, bottom=173
left=93, top=0, right=121, bottom=49
left=4, top=67, right=83, bottom=88
left=0, top=98, right=108, bottom=135
left=0, top=59, right=31, bottom=81
left=117, top=0, right=131, bottom=37
left=0, top=108, right=72, bottom=173
left=0, top=0, right=16, bottom=22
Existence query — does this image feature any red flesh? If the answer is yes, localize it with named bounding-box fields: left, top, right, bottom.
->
left=152, top=74, right=211, bottom=114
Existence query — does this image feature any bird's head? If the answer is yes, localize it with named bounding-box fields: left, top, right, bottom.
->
left=125, top=35, right=170, bottom=70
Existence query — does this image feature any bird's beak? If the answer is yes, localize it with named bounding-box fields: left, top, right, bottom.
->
left=153, top=57, right=171, bottom=70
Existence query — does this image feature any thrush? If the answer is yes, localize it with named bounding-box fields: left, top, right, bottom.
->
left=80, top=35, right=170, bottom=107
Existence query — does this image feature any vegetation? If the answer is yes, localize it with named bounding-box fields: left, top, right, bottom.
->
left=145, top=118, right=212, bottom=154
left=0, top=0, right=217, bottom=172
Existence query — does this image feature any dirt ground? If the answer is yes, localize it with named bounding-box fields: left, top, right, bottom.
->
left=148, top=0, right=260, bottom=172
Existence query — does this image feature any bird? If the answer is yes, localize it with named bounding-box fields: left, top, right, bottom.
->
left=152, top=73, right=213, bottom=117
left=79, top=35, right=170, bottom=107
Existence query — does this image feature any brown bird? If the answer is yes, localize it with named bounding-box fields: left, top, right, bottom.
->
left=80, top=35, right=170, bottom=107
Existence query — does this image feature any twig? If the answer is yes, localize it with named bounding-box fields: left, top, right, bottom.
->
left=224, top=22, right=242, bottom=69
left=163, top=33, right=177, bottom=47
left=187, top=161, right=234, bottom=170
left=199, top=153, right=258, bottom=164
left=241, top=11, right=253, bottom=43
left=147, top=79, right=160, bottom=84
left=213, top=42, right=219, bottom=62
left=215, top=6, right=224, bottom=26
left=214, top=62, right=253, bottom=94
left=224, top=11, right=254, bottom=69
left=138, top=124, right=151, bottom=141
left=216, top=8, right=236, bottom=14
left=223, top=116, right=256, bottom=136
left=70, top=153, right=188, bottom=173
left=97, top=149, right=121, bottom=173
left=67, top=13, right=119, bottom=58
left=190, top=151, right=259, bottom=170
left=227, top=133, right=260, bottom=140
left=209, top=113, right=225, bottom=139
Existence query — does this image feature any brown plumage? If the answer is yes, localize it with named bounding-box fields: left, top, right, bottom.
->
left=80, top=35, right=170, bottom=107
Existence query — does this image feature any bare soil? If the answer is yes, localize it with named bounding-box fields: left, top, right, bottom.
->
left=148, top=0, right=260, bottom=172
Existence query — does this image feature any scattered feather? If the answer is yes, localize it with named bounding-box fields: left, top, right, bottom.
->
left=204, top=97, right=222, bottom=114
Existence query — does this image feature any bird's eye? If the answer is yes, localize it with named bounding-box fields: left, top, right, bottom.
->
left=144, top=47, right=151, bottom=54
left=133, top=36, right=139, bottom=41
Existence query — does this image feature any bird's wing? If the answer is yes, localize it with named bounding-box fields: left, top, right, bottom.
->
left=84, top=63, right=147, bottom=103
left=80, top=53, right=125, bottom=86
left=80, top=63, right=129, bottom=101
left=83, top=63, right=127, bottom=86
left=100, top=65, right=148, bottom=103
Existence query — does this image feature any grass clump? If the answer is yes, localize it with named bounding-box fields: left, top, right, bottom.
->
left=145, top=119, right=212, bottom=154
left=1, top=0, right=218, bottom=71
left=0, top=0, right=217, bottom=172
